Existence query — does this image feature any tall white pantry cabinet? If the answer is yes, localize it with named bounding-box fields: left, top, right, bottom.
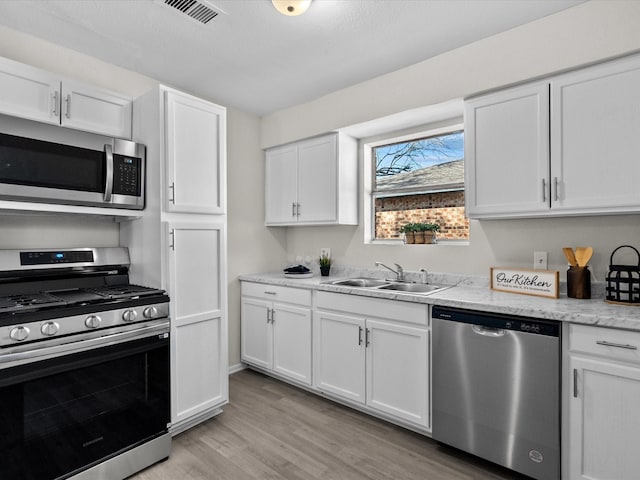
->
left=121, top=85, right=228, bottom=435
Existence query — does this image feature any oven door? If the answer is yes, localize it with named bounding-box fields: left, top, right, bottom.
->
left=0, top=323, right=170, bottom=480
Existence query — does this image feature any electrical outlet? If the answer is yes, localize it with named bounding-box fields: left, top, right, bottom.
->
left=320, top=248, right=331, bottom=259
left=534, top=251, right=548, bottom=270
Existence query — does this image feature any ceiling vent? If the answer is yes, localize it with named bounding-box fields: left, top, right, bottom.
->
left=162, top=0, right=221, bottom=25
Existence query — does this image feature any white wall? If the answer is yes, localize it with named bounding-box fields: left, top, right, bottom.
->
left=262, top=0, right=640, bottom=282
left=227, top=109, right=287, bottom=367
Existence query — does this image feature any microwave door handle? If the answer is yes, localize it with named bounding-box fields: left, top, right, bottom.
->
left=104, top=144, right=114, bottom=202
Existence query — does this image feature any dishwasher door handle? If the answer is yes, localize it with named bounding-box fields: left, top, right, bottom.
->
left=471, top=325, right=506, bottom=337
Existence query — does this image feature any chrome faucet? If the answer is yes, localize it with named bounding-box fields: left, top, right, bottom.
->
left=375, top=262, right=405, bottom=282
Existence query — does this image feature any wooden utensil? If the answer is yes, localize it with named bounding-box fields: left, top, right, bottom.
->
left=575, top=246, right=593, bottom=267
left=563, top=247, right=578, bottom=266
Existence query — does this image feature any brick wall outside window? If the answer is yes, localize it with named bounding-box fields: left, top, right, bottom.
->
left=375, top=191, right=469, bottom=240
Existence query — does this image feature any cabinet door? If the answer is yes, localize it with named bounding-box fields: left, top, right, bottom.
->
left=272, top=303, right=312, bottom=385
left=297, top=134, right=338, bottom=223
left=0, top=56, right=59, bottom=126
left=314, top=310, right=366, bottom=403
left=61, top=80, right=132, bottom=138
left=568, top=356, right=640, bottom=480
left=166, top=221, right=228, bottom=427
left=551, top=56, right=640, bottom=214
left=465, top=82, right=550, bottom=218
left=240, top=297, right=272, bottom=369
left=165, top=90, right=226, bottom=214
left=366, top=319, right=429, bottom=427
left=265, top=144, right=298, bottom=225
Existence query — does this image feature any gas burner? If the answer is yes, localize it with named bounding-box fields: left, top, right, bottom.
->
left=89, top=284, right=165, bottom=300
left=0, top=292, right=66, bottom=312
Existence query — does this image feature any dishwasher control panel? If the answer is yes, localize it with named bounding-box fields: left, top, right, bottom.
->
left=432, top=306, right=560, bottom=337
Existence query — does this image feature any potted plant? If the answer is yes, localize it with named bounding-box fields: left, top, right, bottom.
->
left=319, top=253, right=332, bottom=276
left=416, top=223, right=440, bottom=243
left=400, top=223, right=417, bottom=244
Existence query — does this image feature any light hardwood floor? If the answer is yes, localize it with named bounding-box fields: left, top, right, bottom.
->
left=131, top=369, right=528, bottom=480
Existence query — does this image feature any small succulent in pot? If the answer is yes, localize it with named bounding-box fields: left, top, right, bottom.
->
left=319, top=253, right=332, bottom=276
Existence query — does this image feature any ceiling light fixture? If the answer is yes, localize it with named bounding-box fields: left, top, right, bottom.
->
left=272, top=0, right=312, bottom=16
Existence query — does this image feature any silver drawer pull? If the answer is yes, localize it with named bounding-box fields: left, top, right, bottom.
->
left=596, top=340, right=638, bottom=350
left=264, top=291, right=277, bottom=295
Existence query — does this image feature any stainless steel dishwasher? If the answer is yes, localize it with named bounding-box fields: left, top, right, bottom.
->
left=432, top=306, right=560, bottom=480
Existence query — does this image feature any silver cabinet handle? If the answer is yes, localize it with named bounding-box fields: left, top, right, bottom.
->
left=542, top=178, right=546, bottom=203
left=64, top=94, right=71, bottom=119
left=365, top=328, right=370, bottom=347
left=271, top=309, right=275, bottom=323
left=297, top=203, right=301, bottom=217
left=264, top=291, right=277, bottom=296
left=266, top=308, right=272, bottom=323
left=596, top=340, right=638, bottom=350
left=52, top=90, right=59, bottom=117
left=169, top=182, right=175, bottom=204
left=104, top=144, right=114, bottom=202
left=573, top=368, right=578, bottom=398
left=358, top=326, right=363, bottom=346
left=554, top=177, right=559, bottom=202
left=292, top=202, right=296, bottom=217
left=169, top=229, right=175, bottom=250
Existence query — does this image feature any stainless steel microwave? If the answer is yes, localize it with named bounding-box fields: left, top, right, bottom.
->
left=0, top=132, right=145, bottom=210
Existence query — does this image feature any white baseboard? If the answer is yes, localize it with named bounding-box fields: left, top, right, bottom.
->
left=228, top=362, right=246, bottom=375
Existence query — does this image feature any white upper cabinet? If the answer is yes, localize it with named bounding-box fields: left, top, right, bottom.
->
left=0, top=56, right=132, bottom=138
left=465, top=82, right=550, bottom=217
left=466, top=53, right=640, bottom=219
left=0, top=57, right=59, bottom=126
left=265, top=132, right=358, bottom=226
left=165, top=90, right=226, bottom=214
left=550, top=56, right=640, bottom=214
left=60, top=79, right=132, bottom=138
left=264, top=144, right=298, bottom=224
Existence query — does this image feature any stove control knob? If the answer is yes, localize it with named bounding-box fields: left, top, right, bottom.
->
left=10, top=326, right=29, bottom=342
left=40, top=321, right=59, bottom=336
left=85, top=315, right=102, bottom=329
left=122, top=309, right=138, bottom=322
left=143, top=306, right=158, bottom=319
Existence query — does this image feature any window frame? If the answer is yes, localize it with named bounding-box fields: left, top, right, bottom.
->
left=364, top=122, right=465, bottom=244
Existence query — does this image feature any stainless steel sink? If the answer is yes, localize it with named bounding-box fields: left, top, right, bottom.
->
left=328, top=277, right=452, bottom=295
left=377, top=283, right=450, bottom=294
left=330, top=278, right=389, bottom=287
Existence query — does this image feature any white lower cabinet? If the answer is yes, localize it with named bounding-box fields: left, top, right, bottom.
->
left=314, top=310, right=366, bottom=403
left=166, top=221, right=228, bottom=434
left=241, top=282, right=312, bottom=385
left=314, top=291, right=429, bottom=428
left=567, top=324, right=640, bottom=479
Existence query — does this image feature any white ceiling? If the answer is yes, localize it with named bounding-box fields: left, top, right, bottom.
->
left=0, top=0, right=584, bottom=116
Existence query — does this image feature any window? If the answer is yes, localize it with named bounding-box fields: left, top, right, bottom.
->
left=371, top=127, right=468, bottom=242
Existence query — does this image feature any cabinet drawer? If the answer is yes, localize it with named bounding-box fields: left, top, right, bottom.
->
left=241, top=282, right=311, bottom=306
left=316, top=291, right=427, bottom=326
left=570, top=323, right=640, bottom=364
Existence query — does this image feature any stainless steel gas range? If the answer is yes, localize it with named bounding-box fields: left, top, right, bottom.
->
left=0, top=247, right=171, bottom=480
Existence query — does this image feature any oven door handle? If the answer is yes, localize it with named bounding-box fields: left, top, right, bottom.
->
left=0, top=321, right=169, bottom=368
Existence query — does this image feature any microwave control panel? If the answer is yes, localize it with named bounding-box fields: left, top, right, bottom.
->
left=112, top=155, right=141, bottom=196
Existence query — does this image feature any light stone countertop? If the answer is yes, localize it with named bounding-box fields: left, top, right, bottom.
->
left=239, top=266, right=640, bottom=332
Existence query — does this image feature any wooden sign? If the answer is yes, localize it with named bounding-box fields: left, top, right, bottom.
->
left=490, top=267, right=559, bottom=299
